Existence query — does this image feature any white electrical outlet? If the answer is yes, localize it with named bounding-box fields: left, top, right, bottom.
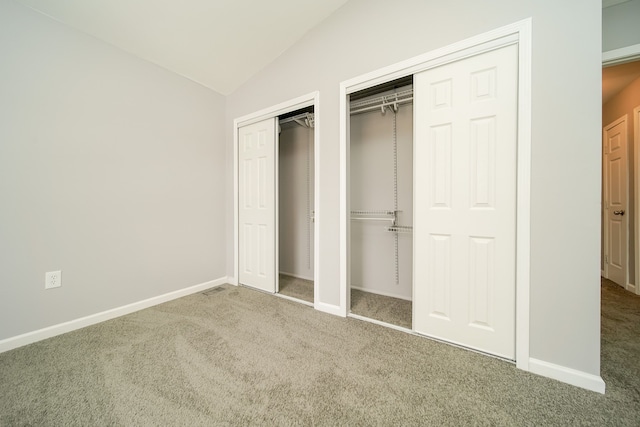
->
left=45, top=271, right=62, bottom=289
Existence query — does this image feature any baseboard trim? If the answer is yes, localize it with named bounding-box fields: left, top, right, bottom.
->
left=315, top=301, right=343, bottom=317
left=528, top=358, right=606, bottom=394
left=0, top=276, right=230, bottom=354
left=350, top=285, right=412, bottom=301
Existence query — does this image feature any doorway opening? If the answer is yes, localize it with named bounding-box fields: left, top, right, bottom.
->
left=602, top=58, right=640, bottom=295
left=348, top=76, right=414, bottom=329
left=277, top=106, right=315, bottom=305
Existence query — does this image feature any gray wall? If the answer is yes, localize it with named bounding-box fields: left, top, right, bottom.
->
left=226, top=0, right=602, bottom=375
left=603, top=0, right=640, bottom=51
left=0, top=0, right=227, bottom=341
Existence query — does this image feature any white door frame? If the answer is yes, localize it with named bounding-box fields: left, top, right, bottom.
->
left=234, top=91, right=320, bottom=307
left=603, top=44, right=640, bottom=295
left=602, top=115, right=629, bottom=288
left=339, top=19, right=532, bottom=369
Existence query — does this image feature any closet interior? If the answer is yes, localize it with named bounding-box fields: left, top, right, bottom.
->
left=277, top=107, right=315, bottom=304
left=349, top=77, right=413, bottom=328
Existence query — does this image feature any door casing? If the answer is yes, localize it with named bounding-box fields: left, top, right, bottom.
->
left=233, top=92, right=320, bottom=306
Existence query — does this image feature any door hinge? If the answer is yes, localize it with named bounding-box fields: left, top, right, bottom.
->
left=605, top=255, right=609, bottom=264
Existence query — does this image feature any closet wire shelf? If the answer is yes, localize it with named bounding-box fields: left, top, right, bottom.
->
left=350, top=210, right=397, bottom=222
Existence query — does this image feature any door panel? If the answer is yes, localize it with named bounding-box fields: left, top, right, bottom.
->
left=604, top=117, right=628, bottom=287
left=239, top=118, right=276, bottom=293
left=414, top=44, right=518, bottom=359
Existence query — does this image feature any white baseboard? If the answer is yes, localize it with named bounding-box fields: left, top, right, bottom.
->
left=0, top=276, right=230, bottom=354
left=279, top=271, right=314, bottom=282
left=528, top=358, right=606, bottom=394
left=350, top=285, right=412, bottom=301
left=315, top=301, right=343, bottom=317
left=228, top=276, right=238, bottom=285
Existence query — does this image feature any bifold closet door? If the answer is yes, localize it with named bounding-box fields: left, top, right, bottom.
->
left=239, top=118, right=277, bottom=293
left=413, top=44, right=518, bottom=359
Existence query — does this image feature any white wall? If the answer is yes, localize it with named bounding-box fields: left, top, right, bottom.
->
left=0, top=0, right=227, bottom=341
left=279, top=124, right=314, bottom=280
left=226, top=0, right=602, bottom=378
left=603, top=0, right=640, bottom=52
left=350, top=105, right=413, bottom=300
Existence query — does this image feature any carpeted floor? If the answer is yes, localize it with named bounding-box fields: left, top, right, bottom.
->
left=351, top=289, right=412, bottom=329
left=278, top=274, right=314, bottom=303
left=1, top=278, right=639, bottom=425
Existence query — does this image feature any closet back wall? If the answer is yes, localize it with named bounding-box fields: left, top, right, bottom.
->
left=279, top=124, right=315, bottom=280
left=350, top=105, right=413, bottom=300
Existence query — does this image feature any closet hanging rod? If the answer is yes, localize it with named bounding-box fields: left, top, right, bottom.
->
left=350, top=97, right=413, bottom=115
left=279, top=112, right=315, bottom=128
left=350, top=89, right=413, bottom=115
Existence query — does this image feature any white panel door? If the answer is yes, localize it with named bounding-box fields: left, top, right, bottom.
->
left=414, top=44, right=518, bottom=359
left=604, top=117, right=628, bottom=288
left=239, top=118, right=276, bottom=293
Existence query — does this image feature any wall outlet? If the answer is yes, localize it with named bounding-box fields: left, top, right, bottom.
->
left=45, top=271, right=62, bottom=289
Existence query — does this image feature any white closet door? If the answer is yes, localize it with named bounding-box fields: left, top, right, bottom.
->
left=413, top=44, right=518, bottom=359
left=239, top=118, right=277, bottom=293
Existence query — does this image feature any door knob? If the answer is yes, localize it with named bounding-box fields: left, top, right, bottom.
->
left=613, top=210, right=625, bottom=216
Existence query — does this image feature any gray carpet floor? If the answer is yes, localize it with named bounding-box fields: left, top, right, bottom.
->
left=1, top=278, right=639, bottom=425
left=351, top=289, right=412, bottom=329
left=278, top=274, right=314, bottom=303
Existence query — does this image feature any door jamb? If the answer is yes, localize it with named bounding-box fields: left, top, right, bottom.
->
left=233, top=92, right=320, bottom=307
left=339, top=18, right=532, bottom=369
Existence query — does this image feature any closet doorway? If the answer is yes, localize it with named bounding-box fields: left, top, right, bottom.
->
left=277, top=107, right=315, bottom=304
left=342, top=27, right=530, bottom=362
left=235, top=93, right=319, bottom=308
left=349, top=76, right=414, bottom=329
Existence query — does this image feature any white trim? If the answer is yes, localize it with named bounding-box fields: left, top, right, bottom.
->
left=233, top=92, right=321, bottom=310
left=0, top=277, right=230, bottom=354
left=634, top=106, right=640, bottom=295
left=529, top=358, right=606, bottom=394
left=340, top=18, right=532, bottom=366
left=315, top=301, right=342, bottom=317
left=350, top=286, right=411, bottom=301
left=603, top=43, right=640, bottom=67
left=627, top=282, right=637, bottom=293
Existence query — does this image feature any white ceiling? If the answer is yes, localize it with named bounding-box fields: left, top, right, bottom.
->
left=16, top=0, right=349, bottom=95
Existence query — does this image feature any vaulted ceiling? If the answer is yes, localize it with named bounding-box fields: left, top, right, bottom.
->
left=16, top=1, right=627, bottom=97
left=16, top=0, right=349, bottom=95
